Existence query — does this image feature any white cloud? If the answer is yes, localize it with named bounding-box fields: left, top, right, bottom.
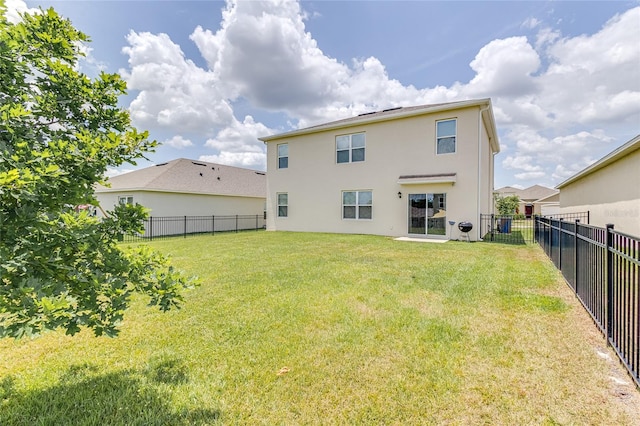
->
left=163, top=135, right=193, bottom=149
left=522, top=17, right=541, bottom=30
left=502, top=155, right=544, bottom=172
left=199, top=152, right=266, bottom=170
left=121, top=31, right=234, bottom=134
left=464, top=37, right=541, bottom=98
left=202, top=115, right=272, bottom=170
left=514, top=171, right=547, bottom=180
left=190, top=0, right=347, bottom=109
left=4, top=0, right=39, bottom=24
left=104, top=167, right=135, bottom=178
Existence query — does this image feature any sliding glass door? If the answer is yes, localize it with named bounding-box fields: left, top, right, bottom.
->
left=408, top=193, right=446, bottom=235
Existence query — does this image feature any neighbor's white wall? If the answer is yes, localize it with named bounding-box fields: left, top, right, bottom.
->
left=540, top=203, right=561, bottom=216
left=266, top=106, right=492, bottom=240
left=96, top=191, right=265, bottom=217
left=559, top=148, right=640, bottom=236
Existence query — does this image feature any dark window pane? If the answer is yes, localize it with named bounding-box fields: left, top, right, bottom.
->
left=337, top=150, right=349, bottom=163
left=437, top=137, right=456, bottom=154
left=279, top=157, right=288, bottom=168
left=352, top=148, right=365, bottom=162
left=359, top=206, right=372, bottom=219
left=278, top=206, right=288, bottom=217
left=343, top=206, right=356, bottom=219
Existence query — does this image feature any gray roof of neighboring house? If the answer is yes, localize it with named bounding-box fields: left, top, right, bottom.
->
left=95, top=158, right=266, bottom=198
left=556, top=134, right=640, bottom=189
left=259, top=98, right=500, bottom=154
left=494, top=185, right=558, bottom=202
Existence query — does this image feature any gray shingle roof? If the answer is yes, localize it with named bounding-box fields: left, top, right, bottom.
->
left=495, top=185, right=558, bottom=202
left=96, top=158, right=266, bottom=198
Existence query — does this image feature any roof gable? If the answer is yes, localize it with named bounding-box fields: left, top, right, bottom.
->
left=518, top=185, right=558, bottom=201
left=96, top=158, right=266, bottom=198
left=495, top=185, right=558, bottom=201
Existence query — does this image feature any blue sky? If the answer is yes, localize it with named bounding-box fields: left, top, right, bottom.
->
left=9, top=0, right=640, bottom=189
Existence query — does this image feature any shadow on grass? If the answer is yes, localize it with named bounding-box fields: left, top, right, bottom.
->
left=0, top=361, right=220, bottom=426
left=481, top=230, right=528, bottom=245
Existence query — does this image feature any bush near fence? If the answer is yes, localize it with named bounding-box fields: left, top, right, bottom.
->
left=122, top=215, right=265, bottom=242
left=535, top=217, right=639, bottom=389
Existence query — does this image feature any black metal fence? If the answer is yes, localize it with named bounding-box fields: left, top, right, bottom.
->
left=121, top=215, right=266, bottom=242
left=535, top=217, right=639, bottom=388
left=479, top=212, right=590, bottom=244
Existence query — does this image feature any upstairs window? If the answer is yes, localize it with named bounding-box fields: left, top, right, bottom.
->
left=336, top=133, right=365, bottom=163
left=436, top=119, right=456, bottom=154
left=278, top=143, right=288, bottom=169
left=342, top=190, right=372, bottom=220
left=277, top=193, right=288, bottom=217
left=118, top=196, right=133, bottom=205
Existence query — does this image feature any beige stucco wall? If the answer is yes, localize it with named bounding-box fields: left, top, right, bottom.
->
left=265, top=105, right=495, bottom=240
left=96, top=190, right=265, bottom=218
left=559, top=148, right=640, bottom=236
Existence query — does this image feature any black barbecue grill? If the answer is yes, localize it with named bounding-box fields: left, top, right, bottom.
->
left=458, top=221, right=473, bottom=242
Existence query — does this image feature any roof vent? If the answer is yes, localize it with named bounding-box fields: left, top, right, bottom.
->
left=156, top=162, right=168, bottom=167
left=192, top=162, right=206, bottom=167
left=382, top=107, right=402, bottom=112
left=357, top=111, right=378, bottom=117
left=255, top=172, right=266, bottom=176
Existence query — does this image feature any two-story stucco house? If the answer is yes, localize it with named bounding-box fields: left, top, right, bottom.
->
left=260, top=99, right=500, bottom=241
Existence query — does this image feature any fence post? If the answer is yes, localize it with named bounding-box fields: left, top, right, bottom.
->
left=574, top=219, right=579, bottom=294
left=149, top=216, right=153, bottom=241
left=235, top=215, right=238, bottom=233
left=605, top=223, right=614, bottom=343
left=490, top=214, right=495, bottom=241
left=548, top=218, right=552, bottom=257
left=559, top=218, right=563, bottom=270
left=256, top=214, right=259, bottom=231
left=184, top=215, right=187, bottom=238
left=212, top=215, right=215, bottom=235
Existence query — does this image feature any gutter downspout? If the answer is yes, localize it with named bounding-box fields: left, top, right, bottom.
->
left=477, top=104, right=490, bottom=241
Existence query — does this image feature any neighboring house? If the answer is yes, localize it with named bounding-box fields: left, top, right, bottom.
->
left=95, top=158, right=266, bottom=217
left=536, top=192, right=560, bottom=216
left=259, top=98, right=500, bottom=241
left=494, top=185, right=558, bottom=217
left=556, top=134, right=640, bottom=236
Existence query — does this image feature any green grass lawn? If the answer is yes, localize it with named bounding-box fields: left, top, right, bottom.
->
left=1, top=232, right=637, bottom=424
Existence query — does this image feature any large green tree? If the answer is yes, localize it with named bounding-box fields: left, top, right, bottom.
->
left=0, top=4, right=194, bottom=338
